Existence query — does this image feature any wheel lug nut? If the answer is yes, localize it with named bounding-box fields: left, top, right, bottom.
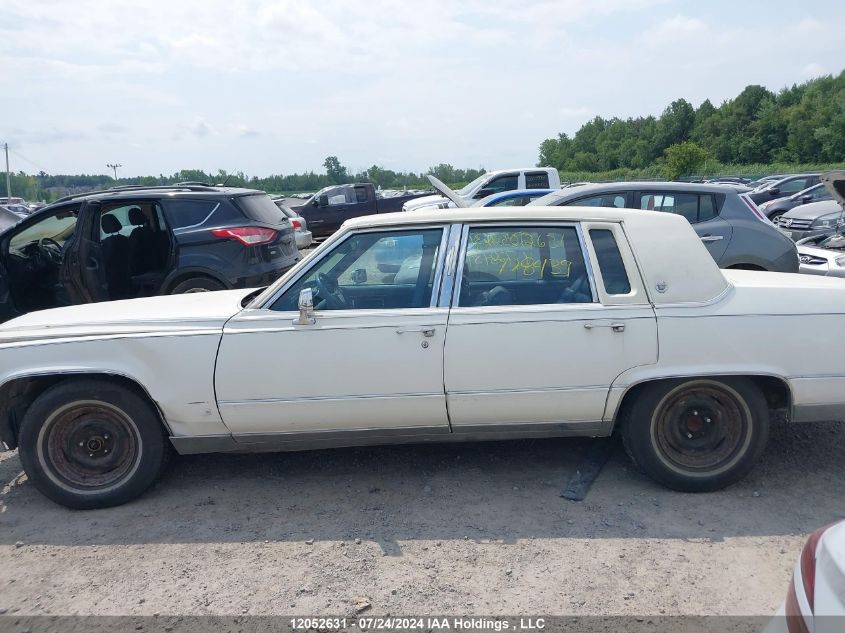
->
left=104, top=434, right=109, bottom=440
left=686, top=433, right=693, bottom=439
left=89, top=453, right=94, bottom=457
left=692, top=410, right=698, bottom=416
left=78, top=441, right=84, bottom=447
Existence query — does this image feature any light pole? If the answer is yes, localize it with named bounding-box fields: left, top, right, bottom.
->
left=107, top=163, right=122, bottom=180
left=3, top=143, right=10, bottom=204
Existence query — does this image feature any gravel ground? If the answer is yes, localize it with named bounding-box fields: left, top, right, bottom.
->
left=0, top=420, right=842, bottom=617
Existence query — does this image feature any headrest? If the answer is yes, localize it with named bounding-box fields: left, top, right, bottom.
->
left=101, top=214, right=122, bottom=234
left=128, top=207, right=147, bottom=225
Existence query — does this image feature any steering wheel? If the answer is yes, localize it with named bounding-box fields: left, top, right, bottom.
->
left=38, top=238, right=64, bottom=264
left=315, top=273, right=348, bottom=309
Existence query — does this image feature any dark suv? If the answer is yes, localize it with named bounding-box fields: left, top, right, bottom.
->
left=0, top=184, right=300, bottom=322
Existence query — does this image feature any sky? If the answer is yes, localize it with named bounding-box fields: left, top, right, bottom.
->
left=1, top=0, right=844, bottom=178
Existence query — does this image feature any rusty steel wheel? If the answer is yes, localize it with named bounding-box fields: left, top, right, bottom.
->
left=651, top=382, right=751, bottom=475
left=621, top=377, right=770, bottom=492
left=18, top=379, right=170, bottom=509
left=38, top=400, right=142, bottom=492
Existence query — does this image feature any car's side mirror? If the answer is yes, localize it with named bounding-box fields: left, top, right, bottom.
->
left=295, top=287, right=316, bottom=325
left=801, top=194, right=813, bottom=203
left=475, top=188, right=494, bottom=199
left=769, top=187, right=780, bottom=196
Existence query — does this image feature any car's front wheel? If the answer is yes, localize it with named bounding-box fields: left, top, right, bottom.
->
left=621, top=377, right=769, bottom=492
left=18, top=379, right=170, bottom=509
left=170, top=277, right=226, bottom=294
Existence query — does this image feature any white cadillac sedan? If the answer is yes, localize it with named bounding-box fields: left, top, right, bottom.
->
left=1, top=207, right=844, bottom=509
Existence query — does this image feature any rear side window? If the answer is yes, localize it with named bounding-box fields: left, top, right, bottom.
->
left=460, top=226, right=593, bottom=306
left=638, top=192, right=720, bottom=224
left=525, top=172, right=550, bottom=189
left=589, top=229, right=631, bottom=295
left=162, top=200, right=218, bottom=229
left=236, top=194, right=287, bottom=225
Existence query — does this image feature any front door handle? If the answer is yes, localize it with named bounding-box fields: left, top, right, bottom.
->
left=700, top=235, right=724, bottom=243
left=396, top=327, right=435, bottom=337
left=584, top=322, right=625, bottom=333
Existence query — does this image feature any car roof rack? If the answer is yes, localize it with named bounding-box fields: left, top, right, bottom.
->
left=54, top=184, right=222, bottom=203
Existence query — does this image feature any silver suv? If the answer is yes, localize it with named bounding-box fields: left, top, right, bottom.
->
left=530, top=182, right=798, bottom=272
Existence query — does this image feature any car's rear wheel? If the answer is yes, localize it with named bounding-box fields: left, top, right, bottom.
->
left=621, top=377, right=769, bottom=492
left=18, top=379, right=170, bottom=509
left=170, top=277, right=226, bottom=294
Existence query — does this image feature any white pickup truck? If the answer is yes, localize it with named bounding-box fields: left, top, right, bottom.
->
left=403, top=167, right=561, bottom=212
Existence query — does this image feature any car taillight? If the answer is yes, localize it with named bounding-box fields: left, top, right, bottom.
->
left=211, top=227, right=276, bottom=246
left=785, top=525, right=829, bottom=633
left=291, top=219, right=302, bottom=230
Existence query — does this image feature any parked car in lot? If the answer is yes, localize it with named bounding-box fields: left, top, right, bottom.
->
left=0, top=184, right=300, bottom=323
left=794, top=171, right=845, bottom=276
left=1, top=205, right=843, bottom=508
left=402, top=167, right=561, bottom=212
left=764, top=520, right=845, bottom=633
left=776, top=200, right=844, bottom=241
left=414, top=176, right=554, bottom=210
left=0, top=206, right=24, bottom=232
left=530, top=182, right=799, bottom=272
left=748, top=174, right=821, bottom=206
left=290, top=183, right=430, bottom=239
left=758, top=182, right=834, bottom=222
left=273, top=199, right=313, bottom=250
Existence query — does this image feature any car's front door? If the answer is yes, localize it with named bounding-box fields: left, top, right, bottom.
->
left=443, top=222, right=657, bottom=431
left=215, top=225, right=451, bottom=439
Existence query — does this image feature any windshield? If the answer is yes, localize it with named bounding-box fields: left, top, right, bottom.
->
left=819, top=233, right=845, bottom=251
left=455, top=174, right=489, bottom=197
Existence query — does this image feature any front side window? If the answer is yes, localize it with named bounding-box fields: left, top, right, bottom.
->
left=487, top=196, right=528, bottom=207
left=459, top=226, right=592, bottom=307
left=568, top=193, right=627, bottom=208
left=272, top=228, right=443, bottom=311
left=475, top=175, right=519, bottom=198
left=779, top=178, right=808, bottom=195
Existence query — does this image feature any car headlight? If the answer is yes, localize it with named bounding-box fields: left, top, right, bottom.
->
left=811, top=213, right=845, bottom=229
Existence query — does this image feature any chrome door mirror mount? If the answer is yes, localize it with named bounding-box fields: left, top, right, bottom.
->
left=295, top=287, right=316, bottom=325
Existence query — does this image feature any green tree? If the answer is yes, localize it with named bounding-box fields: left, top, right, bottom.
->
left=663, top=142, right=708, bottom=180
left=323, top=156, right=349, bottom=185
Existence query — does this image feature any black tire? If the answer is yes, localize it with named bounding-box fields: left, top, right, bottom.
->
left=620, top=377, right=769, bottom=492
left=170, top=277, right=225, bottom=294
left=18, top=379, right=170, bottom=509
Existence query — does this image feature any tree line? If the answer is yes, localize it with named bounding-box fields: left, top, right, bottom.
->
left=1, top=161, right=486, bottom=203
left=538, top=70, right=845, bottom=178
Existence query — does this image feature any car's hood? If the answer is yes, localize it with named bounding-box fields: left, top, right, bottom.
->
left=0, top=289, right=254, bottom=344
left=781, top=199, right=841, bottom=220
left=403, top=194, right=448, bottom=211
left=822, top=170, right=845, bottom=206
left=425, top=175, right=469, bottom=208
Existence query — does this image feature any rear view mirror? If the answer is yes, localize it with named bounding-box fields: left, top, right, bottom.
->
left=351, top=268, right=367, bottom=285
left=295, top=287, right=315, bottom=325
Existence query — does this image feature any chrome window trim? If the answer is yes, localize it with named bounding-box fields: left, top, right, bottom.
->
left=450, top=221, right=598, bottom=308
left=258, top=224, right=450, bottom=311
left=170, top=202, right=221, bottom=232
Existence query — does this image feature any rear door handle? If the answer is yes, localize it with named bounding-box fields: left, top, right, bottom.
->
left=396, top=327, right=435, bottom=337
left=700, top=235, right=724, bottom=243
left=584, top=322, right=625, bottom=332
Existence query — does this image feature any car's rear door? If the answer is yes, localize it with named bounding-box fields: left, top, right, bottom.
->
left=214, top=224, right=451, bottom=439
left=635, top=190, right=732, bottom=262
left=442, top=221, right=657, bottom=432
